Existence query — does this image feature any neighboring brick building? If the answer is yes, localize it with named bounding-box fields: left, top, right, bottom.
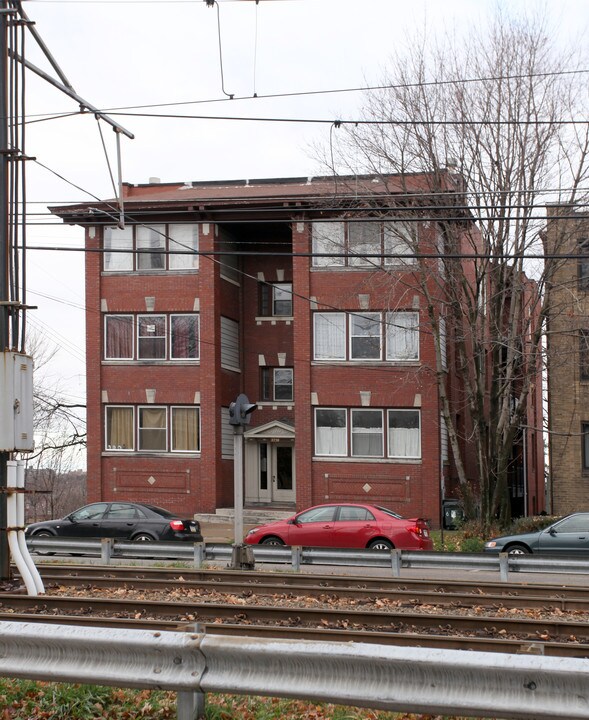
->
left=51, top=173, right=544, bottom=527
left=545, top=205, right=589, bottom=513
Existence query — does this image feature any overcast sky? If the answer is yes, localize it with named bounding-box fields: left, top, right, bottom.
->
left=19, top=0, right=589, bottom=452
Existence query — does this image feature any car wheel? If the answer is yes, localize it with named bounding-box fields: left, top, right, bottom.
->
left=368, top=538, right=394, bottom=551
left=506, top=543, right=530, bottom=555
left=31, top=530, right=55, bottom=556
left=133, top=533, right=155, bottom=542
left=261, top=536, right=285, bottom=546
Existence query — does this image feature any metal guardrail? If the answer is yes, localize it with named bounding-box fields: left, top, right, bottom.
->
left=25, top=536, right=589, bottom=581
left=1, top=620, right=589, bottom=720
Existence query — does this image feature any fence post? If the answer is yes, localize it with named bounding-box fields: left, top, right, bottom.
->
left=100, top=539, right=113, bottom=565
left=499, top=552, right=509, bottom=583
left=177, top=689, right=205, bottom=720
left=193, top=543, right=205, bottom=569
left=291, top=545, right=302, bottom=572
left=390, top=549, right=401, bottom=577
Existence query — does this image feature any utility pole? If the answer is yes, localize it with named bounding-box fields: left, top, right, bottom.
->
left=0, top=0, right=11, bottom=581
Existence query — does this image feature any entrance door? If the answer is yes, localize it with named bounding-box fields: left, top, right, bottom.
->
left=257, top=441, right=295, bottom=503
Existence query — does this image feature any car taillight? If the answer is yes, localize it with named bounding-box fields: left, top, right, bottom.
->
left=169, top=520, right=185, bottom=531
left=408, top=523, right=428, bottom=537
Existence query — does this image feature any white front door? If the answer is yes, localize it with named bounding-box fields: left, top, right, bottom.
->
left=257, top=441, right=295, bottom=503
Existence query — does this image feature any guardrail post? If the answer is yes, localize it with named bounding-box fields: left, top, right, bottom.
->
left=291, top=545, right=302, bottom=572
left=193, top=543, right=205, bottom=569
left=100, top=539, right=113, bottom=565
left=499, top=552, right=509, bottom=582
left=390, top=549, right=401, bottom=577
left=177, top=689, right=205, bottom=720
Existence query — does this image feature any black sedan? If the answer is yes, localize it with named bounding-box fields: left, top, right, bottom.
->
left=484, top=513, right=589, bottom=555
left=25, top=501, right=203, bottom=543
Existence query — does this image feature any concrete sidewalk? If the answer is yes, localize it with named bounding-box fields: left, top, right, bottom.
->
left=199, top=521, right=257, bottom=544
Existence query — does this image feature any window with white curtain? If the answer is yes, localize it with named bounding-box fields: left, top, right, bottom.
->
left=384, top=222, right=416, bottom=266
left=315, top=408, right=347, bottom=456
left=386, top=311, right=419, bottom=360
left=314, top=310, right=419, bottom=363
left=314, top=313, right=346, bottom=360
left=104, top=227, right=133, bottom=271
left=312, top=222, right=345, bottom=267
left=351, top=409, right=383, bottom=457
left=388, top=410, right=421, bottom=458
left=103, top=224, right=201, bottom=272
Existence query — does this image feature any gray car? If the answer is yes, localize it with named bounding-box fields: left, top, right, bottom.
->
left=484, top=513, right=589, bottom=555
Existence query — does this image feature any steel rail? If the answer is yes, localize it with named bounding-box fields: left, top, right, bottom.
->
left=1, top=593, right=588, bottom=642
left=33, top=569, right=589, bottom=612
left=31, top=563, right=589, bottom=598
left=0, top=611, right=587, bottom=658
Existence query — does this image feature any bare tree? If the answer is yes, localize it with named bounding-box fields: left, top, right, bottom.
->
left=323, top=10, right=589, bottom=527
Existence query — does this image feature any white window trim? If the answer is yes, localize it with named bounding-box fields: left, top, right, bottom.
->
left=348, top=312, right=382, bottom=361
left=169, top=313, right=200, bottom=361
left=351, top=408, right=384, bottom=458
left=313, top=312, right=346, bottom=361
left=104, top=314, right=134, bottom=360
left=105, top=405, right=135, bottom=452
left=138, top=405, right=168, bottom=453
left=273, top=367, right=293, bottom=402
left=314, top=407, right=348, bottom=457
left=170, top=405, right=201, bottom=453
left=387, top=409, right=422, bottom=459
left=385, top=311, right=420, bottom=362
left=137, top=314, right=167, bottom=360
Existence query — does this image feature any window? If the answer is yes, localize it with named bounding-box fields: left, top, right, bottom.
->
left=171, top=315, right=199, bottom=360
left=314, top=313, right=346, bottom=360
left=314, top=311, right=419, bottom=362
left=583, top=423, right=589, bottom=472
left=351, top=409, right=383, bottom=457
left=297, top=506, right=338, bottom=523
left=312, top=222, right=345, bottom=267
left=138, top=406, right=167, bottom=451
left=261, top=368, right=293, bottom=401
left=105, top=504, right=146, bottom=520
left=138, top=315, right=166, bottom=359
left=105, top=315, right=133, bottom=359
left=259, top=282, right=293, bottom=317
left=314, top=407, right=421, bottom=459
left=106, top=405, right=200, bottom=454
left=103, top=224, right=200, bottom=272
left=579, top=239, right=589, bottom=291
left=338, top=506, right=375, bottom=521
left=106, top=406, right=134, bottom=450
left=554, top=514, right=589, bottom=533
left=70, top=503, right=109, bottom=522
left=386, top=311, right=419, bottom=360
left=315, top=408, right=347, bottom=456
left=104, top=314, right=199, bottom=361
left=171, top=407, right=200, bottom=452
left=388, top=410, right=421, bottom=458
left=312, top=220, right=416, bottom=268
left=350, top=313, right=382, bottom=360
left=580, top=330, right=589, bottom=381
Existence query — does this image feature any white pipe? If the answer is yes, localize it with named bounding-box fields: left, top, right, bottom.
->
left=16, top=461, right=44, bottom=594
left=6, top=461, right=37, bottom=596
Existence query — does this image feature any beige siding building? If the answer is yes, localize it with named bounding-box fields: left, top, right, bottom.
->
left=546, top=206, right=589, bottom=513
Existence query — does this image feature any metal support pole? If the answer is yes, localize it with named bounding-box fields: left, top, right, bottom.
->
left=233, top=425, right=243, bottom=546
left=0, top=1, right=11, bottom=582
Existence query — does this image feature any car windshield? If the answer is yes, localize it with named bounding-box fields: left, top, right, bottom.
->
left=375, top=506, right=403, bottom=520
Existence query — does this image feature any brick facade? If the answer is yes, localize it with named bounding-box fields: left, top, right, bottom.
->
left=51, top=174, right=545, bottom=527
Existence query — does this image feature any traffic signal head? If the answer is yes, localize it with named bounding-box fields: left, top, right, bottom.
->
left=228, top=393, right=257, bottom=426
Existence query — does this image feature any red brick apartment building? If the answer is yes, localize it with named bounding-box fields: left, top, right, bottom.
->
left=50, top=173, right=544, bottom=527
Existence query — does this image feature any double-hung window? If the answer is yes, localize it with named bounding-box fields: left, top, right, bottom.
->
left=314, top=407, right=421, bottom=459
left=104, top=314, right=199, bottom=361
left=106, top=405, right=200, bottom=453
left=106, top=406, right=134, bottom=450
left=314, top=310, right=419, bottom=362
left=259, top=283, right=293, bottom=317
left=103, top=224, right=199, bottom=272
left=312, top=220, right=416, bottom=268
left=261, top=368, right=294, bottom=401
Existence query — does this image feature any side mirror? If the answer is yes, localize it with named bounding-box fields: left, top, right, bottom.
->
left=288, top=517, right=299, bottom=526
left=548, top=527, right=557, bottom=536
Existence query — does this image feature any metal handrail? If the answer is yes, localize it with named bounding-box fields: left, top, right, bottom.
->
left=0, top=620, right=588, bottom=720
left=24, top=536, right=589, bottom=580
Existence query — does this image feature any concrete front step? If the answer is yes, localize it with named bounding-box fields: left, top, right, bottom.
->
left=195, top=507, right=294, bottom=525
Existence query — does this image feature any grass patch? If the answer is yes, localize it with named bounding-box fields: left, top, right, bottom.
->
left=0, top=680, right=499, bottom=719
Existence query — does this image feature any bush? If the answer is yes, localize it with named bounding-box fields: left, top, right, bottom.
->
left=460, top=537, right=485, bottom=552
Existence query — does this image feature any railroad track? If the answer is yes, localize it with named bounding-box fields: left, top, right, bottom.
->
left=31, top=564, right=589, bottom=612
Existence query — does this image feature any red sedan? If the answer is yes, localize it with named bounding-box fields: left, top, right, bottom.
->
left=244, top=503, right=433, bottom=551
